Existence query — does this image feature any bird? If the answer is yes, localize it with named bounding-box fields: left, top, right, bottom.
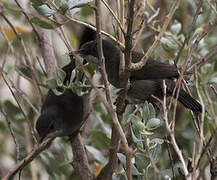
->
left=35, top=60, right=90, bottom=142
left=35, top=27, right=96, bottom=142
left=76, top=39, right=202, bottom=113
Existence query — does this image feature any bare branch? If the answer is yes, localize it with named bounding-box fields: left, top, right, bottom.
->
left=70, top=134, right=93, bottom=180
left=2, top=137, right=55, bottom=180
left=129, top=0, right=181, bottom=71
left=162, top=80, right=190, bottom=179
left=101, top=0, right=125, bottom=35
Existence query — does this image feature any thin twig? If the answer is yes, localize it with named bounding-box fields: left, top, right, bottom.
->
left=0, top=4, right=43, bottom=106
left=2, top=137, right=55, bottom=180
left=129, top=0, right=181, bottom=71
left=0, top=67, right=38, bottom=143
left=187, top=44, right=217, bottom=73
left=95, top=0, right=129, bottom=153
left=1, top=69, right=40, bottom=115
left=132, top=8, right=160, bottom=51
left=70, top=134, right=93, bottom=180
left=46, top=0, right=125, bottom=50
left=210, top=85, right=217, bottom=96
left=101, top=0, right=125, bottom=35
left=174, top=0, right=203, bottom=65
left=162, top=80, right=190, bottom=179
left=0, top=104, right=20, bottom=163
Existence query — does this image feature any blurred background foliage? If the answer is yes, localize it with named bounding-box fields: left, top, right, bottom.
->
left=0, top=0, right=216, bottom=179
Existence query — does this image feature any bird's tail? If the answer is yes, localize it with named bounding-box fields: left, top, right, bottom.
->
left=177, top=89, right=202, bottom=113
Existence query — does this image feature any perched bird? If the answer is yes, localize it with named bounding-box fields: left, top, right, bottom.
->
left=36, top=61, right=90, bottom=142
left=76, top=39, right=202, bottom=113
left=36, top=27, right=96, bottom=142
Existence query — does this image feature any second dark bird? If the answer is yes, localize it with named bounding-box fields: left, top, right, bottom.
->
left=35, top=27, right=96, bottom=142
left=36, top=61, right=90, bottom=142
left=76, top=39, right=202, bottom=113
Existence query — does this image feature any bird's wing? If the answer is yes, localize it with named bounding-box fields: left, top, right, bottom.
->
left=131, top=52, right=179, bottom=80
left=128, top=80, right=161, bottom=101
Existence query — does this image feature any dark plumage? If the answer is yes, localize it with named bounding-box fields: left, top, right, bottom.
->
left=77, top=39, right=202, bottom=113
left=36, top=61, right=89, bottom=142
left=36, top=27, right=96, bottom=142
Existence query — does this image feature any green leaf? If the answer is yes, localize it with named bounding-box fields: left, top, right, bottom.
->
left=146, top=118, right=161, bottom=130
left=135, top=153, right=150, bottom=171
left=130, top=125, right=143, bottom=143
left=46, top=78, right=58, bottom=89
left=117, top=153, right=142, bottom=175
left=52, top=89, right=64, bottom=96
left=80, top=5, right=93, bottom=17
left=31, top=17, right=61, bottom=29
left=59, top=3, right=69, bottom=15
left=30, top=0, right=44, bottom=6
left=151, top=138, right=164, bottom=145
left=85, top=63, right=95, bottom=77
left=170, top=21, right=181, bottom=35
left=91, top=130, right=111, bottom=149
left=209, top=77, right=217, bottom=83
left=69, top=69, right=76, bottom=85
left=19, top=65, right=32, bottom=79
left=148, top=103, right=156, bottom=119
left=160, top=37, right=178, bottom=52
left=32, top=5, right=55, bottom=17
left=3, top=100, right=21, bottom=117
left=131, top=115, right=145, bottom=131
left=117, top=153, right=126, bottom=167
left=150, top=144, right=162, bottom=162
left=141, top=102, right=149, bottom=122
left=56, top=67, right=66, bottom=86
left=85, top=145, right=107, bottom=164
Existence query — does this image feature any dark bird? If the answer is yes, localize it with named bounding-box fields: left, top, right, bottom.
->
left=36, top=61, right=90, bottom=142
left=76, top=39, right=202, bottom=113
left=36, top=27, right=96, bottom=142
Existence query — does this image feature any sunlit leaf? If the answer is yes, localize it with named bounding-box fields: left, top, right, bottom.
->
left=131, top=115, right=145, bottom=131
left=31, top=17, right=61, bottom=29
left=94, top=164, right=104, bottom=177
left=46, top=78, right=58, bottom=89
left=19, top=65, right=32, bottom=79
left=170, top=21, right=182, bottom=35
left=135, top=153, right=150, bottom=171
left=3, top=100, right=21, bottom=117
left=86, top=145, right=107, bottom=164
left=30, top=0, right=44, bottom=6
left=117, top=153, right=142, bottom=175
left=32, top=4, right=55, bottom=16
left=91, top=130, right=111, bottom=149
left=146, top=118, right=161, bottom=129
left=3, top=26, right=32, bottom=41
left=56, top=67, right=66, bottom=86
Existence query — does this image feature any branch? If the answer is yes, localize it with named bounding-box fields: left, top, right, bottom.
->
left=2, top=137, right=55, bottom=180
left=70, top=134, right=93, bottom=180
left=174, top=0, right=203, bottom=65
left=46, top=0, right=125, bottom=50
left=162, top=80, right=190, bottom=179
left=187, top=44, right=217, bottom=73
left=129, top=0, right=181, bottom=71
left=37, top=29, right=57, bottom=78
left=101, top=0, right=125, bottom=35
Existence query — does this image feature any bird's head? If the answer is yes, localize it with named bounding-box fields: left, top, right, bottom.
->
left=36, top=110, right=64, bottom=142
left=76, top=39, right=118, bottom=69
